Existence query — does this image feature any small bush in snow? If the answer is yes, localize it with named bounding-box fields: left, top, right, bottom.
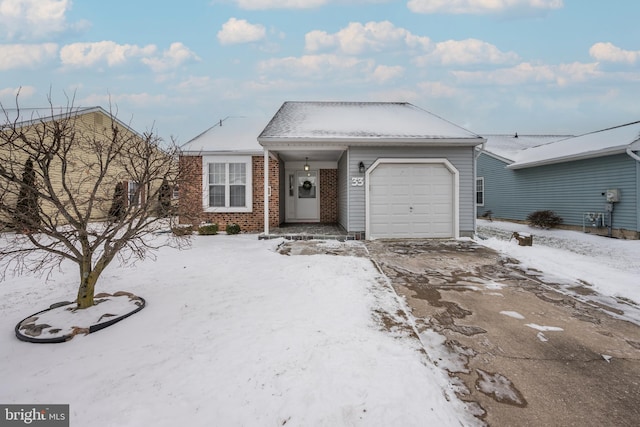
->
left=527, top=210, right=563, bottom=229
left=172, top=224, right=193, bottom=236
left=198, top=223, right=218, bottom=235
left=226, top=223, right=241, bottom=235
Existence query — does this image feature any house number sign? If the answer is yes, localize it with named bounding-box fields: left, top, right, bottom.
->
left=351, top=177, right=364, bottom=186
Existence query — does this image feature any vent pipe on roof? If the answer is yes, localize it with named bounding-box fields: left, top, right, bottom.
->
left=514, top=132, right=518, bottom=138
left=220, top=119, right=222, bottom=126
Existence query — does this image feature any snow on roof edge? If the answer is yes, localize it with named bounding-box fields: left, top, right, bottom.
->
left=508, top=120, right=640, bottom=169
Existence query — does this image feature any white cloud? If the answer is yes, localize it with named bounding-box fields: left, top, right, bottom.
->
left=417, top=81, right=459, bottom=97
left=0, top=43, right=58, bottom=70
left=217, top=18, right=267, bottom=45
left=174, top=76, right=212, bottom=92
left=415, top=38, right=518, bottom=65
left=589, top=42, right=640, bottom=64
left=453, top=61, right=600, bottom=86
left=59, top=41, right=157, bottom=68
left=371, top=65, right=404, bottom=83
left=0, top=85, right=36, bottom=99
left=258, top=53, right=373, bottom=77
left=141, top=42, right=200, bottom=72
left=407, top=0, right=563, bottom=14
left=78, top=92, right=168, bottom=109
left=0, top=0, right=73, bottom=39
left=233, top=0, right=328, bottom=9
left=305, top=21, right=430, bottom=54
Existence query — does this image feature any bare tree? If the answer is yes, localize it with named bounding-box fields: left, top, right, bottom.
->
left=0, top=95, right=188, bottom=309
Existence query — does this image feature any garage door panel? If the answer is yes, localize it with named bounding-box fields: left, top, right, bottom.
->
left=369, top=162, right=454, bottom=239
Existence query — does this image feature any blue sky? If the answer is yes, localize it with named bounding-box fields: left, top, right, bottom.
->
left=1, top=0, right=639, bottom=143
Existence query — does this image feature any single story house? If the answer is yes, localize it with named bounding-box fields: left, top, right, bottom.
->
left=179, top=101, right=485, bottom=239
left=477, top=122, right=640, bottom=239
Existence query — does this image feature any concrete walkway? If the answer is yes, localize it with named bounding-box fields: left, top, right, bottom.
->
left=365, top=239, right=640, bottom=427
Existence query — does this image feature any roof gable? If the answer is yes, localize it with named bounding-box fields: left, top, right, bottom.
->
left=259, top=101, right=483, bottom=144
left=508, top=121, right=640, bottom=169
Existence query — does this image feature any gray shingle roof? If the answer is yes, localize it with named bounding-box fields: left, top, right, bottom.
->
left=258, top=102, right=483, bottom=144
left=180, top=116, right=266, bottom=154
left=480, top=134, right=572, bottom=162
left=508, top=121, right=640, bottom=169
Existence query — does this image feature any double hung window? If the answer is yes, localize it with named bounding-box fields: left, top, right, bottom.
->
left=203, top=156, right=252, bottom=212
left=476, top=177, right=484, bottom=206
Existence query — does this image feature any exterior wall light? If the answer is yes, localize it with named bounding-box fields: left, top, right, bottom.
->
left=304, top=157, right=310, bottom=171
left=359, top=161, right=365, bottom=173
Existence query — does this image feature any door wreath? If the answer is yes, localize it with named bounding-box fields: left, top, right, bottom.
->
left=302, top=180, right=312, bottom=190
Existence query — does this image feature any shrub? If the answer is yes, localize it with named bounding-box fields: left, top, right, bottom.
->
left=108, top=182, right=126, bottom=222
left=14, top=158, right=40, bottom=232
left=198, top=223, right=219, bottom=235
left=527, top=210, right=563, bottom=229
left=156, top=179, right=172, bottom=217
left=225, top=223, right=241, bottom=235
left=172, top=224, right=193, bottom=236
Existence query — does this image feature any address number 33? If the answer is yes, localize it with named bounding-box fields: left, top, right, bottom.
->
left=351, top=177, right=364, bottom=187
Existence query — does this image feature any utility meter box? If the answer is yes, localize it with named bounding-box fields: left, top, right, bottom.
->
left=605, top=189, right=620, bottom=203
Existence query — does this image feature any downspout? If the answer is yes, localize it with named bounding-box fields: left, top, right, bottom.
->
left=626, top=145, right=640, bottom=237
left=473, top=140, right=486, bottom=239
left=264, top=149, right=269, bottom=236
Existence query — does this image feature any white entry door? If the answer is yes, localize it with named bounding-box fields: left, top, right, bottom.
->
left=293, top=170, right=320, bottom=221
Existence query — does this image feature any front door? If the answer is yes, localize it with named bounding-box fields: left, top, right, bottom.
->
left=293, top=170, right=320, bottom=222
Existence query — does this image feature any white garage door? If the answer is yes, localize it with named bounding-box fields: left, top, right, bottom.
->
left=368, top=162, right=454, bottom=239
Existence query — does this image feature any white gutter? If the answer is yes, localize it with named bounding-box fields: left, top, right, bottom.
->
left=474, top=141, right=486, bottom=160
left=626, top=146, right=640, bottom=162
left=259, top=137, right=484, bottom=146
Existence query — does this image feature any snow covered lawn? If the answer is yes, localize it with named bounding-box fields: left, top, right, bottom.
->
left=477, top=219, right=640, bottom=324
left=0, top=234, right=477, bottom=427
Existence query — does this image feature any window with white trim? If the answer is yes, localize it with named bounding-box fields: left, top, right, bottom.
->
left=128, top=181, right=141, bottom=206
left=476, top=177, right=484, bottom=206
left=203, top=156, right=252, bottom=212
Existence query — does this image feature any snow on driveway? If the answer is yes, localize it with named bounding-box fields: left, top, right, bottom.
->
left=0, top=234, right=478, bottom=427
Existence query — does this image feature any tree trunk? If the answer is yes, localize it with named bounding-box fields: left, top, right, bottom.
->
left=76, top=257, right=97, bottom=309
left=77, top=272, right=97, bottom=309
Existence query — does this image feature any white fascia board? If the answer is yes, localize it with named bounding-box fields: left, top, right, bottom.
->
left=259, top=137, right=484, bottom=147
left=180, top=149, right=264, bottom=156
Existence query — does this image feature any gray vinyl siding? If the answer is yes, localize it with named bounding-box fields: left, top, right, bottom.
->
left=348, top=146, right=477, bottom=235
left=478, top=152, right=639, bottom=231
left=337, top=151, right=349, bottom=230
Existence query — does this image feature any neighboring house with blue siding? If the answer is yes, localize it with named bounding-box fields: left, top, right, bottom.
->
left=477, top=122, right=640, bottom=239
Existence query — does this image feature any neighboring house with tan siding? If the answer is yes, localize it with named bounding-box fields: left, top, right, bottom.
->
left=0, top=107, right=154, bottom=229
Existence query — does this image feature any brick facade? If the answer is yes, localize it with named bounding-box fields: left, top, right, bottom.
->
left=320, top=169, right=338, bottom=223
left=178, top=155, right=279, bottom=232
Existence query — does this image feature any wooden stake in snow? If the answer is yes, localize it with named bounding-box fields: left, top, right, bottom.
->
left=511, top=232, right=533, bottom=246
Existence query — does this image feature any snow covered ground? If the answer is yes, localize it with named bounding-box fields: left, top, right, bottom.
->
left=477, top=219, right=640, bottom=324
left=0, top=234, right=478, bottom=427
left=1, top=222, right=638, bottom=426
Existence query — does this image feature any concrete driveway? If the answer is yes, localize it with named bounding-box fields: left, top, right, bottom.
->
left=365, top=239, right=640, bottom=427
